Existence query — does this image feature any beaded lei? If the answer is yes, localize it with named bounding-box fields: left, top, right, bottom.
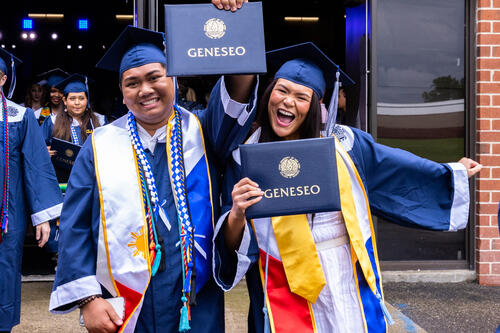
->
left=127, top=107, right=195, bottom=332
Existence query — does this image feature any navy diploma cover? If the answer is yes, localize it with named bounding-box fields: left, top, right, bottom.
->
left=51, top=137, right=81, bottom=170
left=240, top=137, right=341, bottom=219
left=164, top=2, right=266, bottom=76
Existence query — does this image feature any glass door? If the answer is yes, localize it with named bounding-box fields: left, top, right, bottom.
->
left=371, top=0, right=468, bottom=267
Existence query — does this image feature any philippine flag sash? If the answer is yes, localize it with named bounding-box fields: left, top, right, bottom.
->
left=92, top=108, right=214, bottom=332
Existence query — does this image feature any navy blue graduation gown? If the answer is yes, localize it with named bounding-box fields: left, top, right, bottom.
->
left=213, top=124, right=470, bottom=333
left=50, top=77, right=257, bottom=332
left=0, top=100, right=63, bottom=331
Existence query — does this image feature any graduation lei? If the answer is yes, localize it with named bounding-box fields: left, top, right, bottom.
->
left=0, top=92, right=9, bottom=241
left=70, top=124, right=80, bottom=145
left=127, top=106, right=195, bottom=332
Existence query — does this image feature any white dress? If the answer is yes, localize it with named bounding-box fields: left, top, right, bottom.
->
left=308, top=211, right=365, bottom=333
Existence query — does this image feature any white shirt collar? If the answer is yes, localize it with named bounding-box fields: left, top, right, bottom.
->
left=136, top=123, right=167, bottom=153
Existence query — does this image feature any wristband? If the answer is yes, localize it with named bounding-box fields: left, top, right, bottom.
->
left=77, top=294, right=102, bottom=308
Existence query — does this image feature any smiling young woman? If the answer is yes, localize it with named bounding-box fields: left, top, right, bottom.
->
left=257, top=78, right=322, bottom=142
left=214, top=42, right=482, bottom=333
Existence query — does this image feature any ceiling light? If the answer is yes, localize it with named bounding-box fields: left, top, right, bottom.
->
left=22, top=19, right=34, bottom=30
left=284, top=17, right=319, bottom=22
left=116, top=15, right=134, bottom=20
left=28, top=13, right=64, bottom=19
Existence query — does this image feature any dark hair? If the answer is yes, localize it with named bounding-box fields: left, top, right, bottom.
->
left=52, top=92, right=101, bottom=143
left=255, top=79, right=322, bottom=143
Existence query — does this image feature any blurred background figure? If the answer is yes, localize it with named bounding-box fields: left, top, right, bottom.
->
left=23, top=81, right=47, bottom=116
left=36, top=68, right=69, bottom=125
left=176, top=77, right=206, bottom=111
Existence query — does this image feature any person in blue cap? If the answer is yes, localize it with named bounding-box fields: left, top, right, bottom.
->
left=213, top=42, right=482, bottom=333
left=41, top=74, right=106, bottom=182
left=40, top=74, right=106, bottom=262
left=49, top=21, right=257, bottom=332
left=35, top=68, right=69, bottom=125
left=0, top=49, right=63, bottom=332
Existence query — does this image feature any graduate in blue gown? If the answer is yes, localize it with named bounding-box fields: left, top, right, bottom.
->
left=35, top=68, right=68, bottom=126
left=49, top=24, right=257, bottom=332
left=41, top=74, right=106, bottom=183
left=212, top=43, right=482, bottom=333
left=0, top=49, right=63, bottom=332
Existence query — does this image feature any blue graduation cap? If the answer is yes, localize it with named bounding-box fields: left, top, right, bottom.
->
left=55, top=73, right=92, bottom=95
left=96, top=25, right=166, bottom=77
left=37, top=68, right=69, bottom=88
left=266, top=42, right=354, bottom=99
left=55, top=73, right=94, bottom=107
left=0, top=48, right=22, bottom=99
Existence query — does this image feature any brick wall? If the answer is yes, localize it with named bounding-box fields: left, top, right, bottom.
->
left=476, top=0, right=500, bottom=286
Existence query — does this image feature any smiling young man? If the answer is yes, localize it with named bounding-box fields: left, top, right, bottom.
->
left=0, top=48, right=63, bottom=333
left=49, top=24, right=257, bottom=332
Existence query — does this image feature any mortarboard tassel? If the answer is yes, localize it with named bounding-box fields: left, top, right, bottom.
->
left=7, top=56, right=16, bottom=99
left=325, top=70, right=341, bottom=137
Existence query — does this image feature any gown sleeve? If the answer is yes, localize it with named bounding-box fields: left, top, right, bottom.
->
left=49, top=139, right=102, bottom=313
left=347, top=126, right=469, bottom=231
left=212, top=156, right=259, bottom=291
left=40, top=116, right=54, bottom=146
left=21, top=109, right=63, bottom=226
left=194, top=75, right=259, bottom=161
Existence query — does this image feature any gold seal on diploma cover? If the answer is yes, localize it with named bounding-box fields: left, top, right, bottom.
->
left=204, top=18, right=226, bottom=39
left=65, top=149, right=74, bottom=158
left=279, top=156, right=300, bottom=179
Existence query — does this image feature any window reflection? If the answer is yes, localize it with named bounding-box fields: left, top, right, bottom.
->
left=376, top=0, right=466, bottom=261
